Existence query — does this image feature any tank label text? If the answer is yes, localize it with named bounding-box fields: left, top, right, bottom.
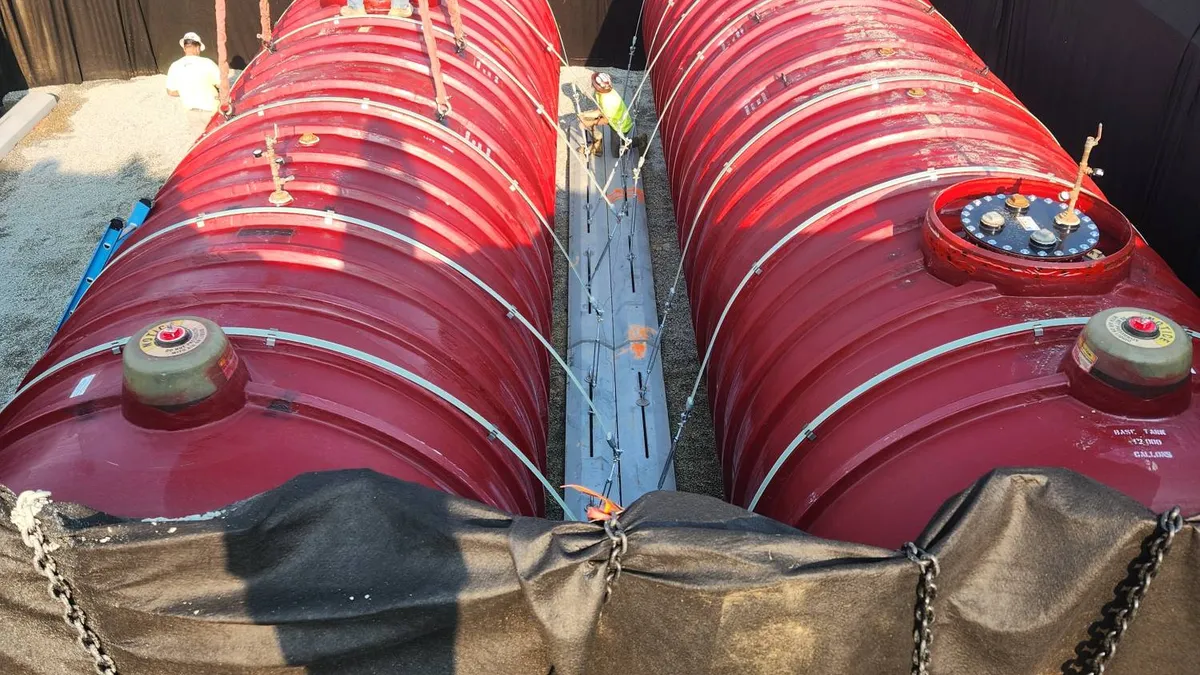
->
left=1072, top=336, right=1096, bottom=372
left=1111, top=427, right=1176, bottom=465
left=1104, top=310, right=1175, bottom=348
left=139, top=319, right=208, bottom=359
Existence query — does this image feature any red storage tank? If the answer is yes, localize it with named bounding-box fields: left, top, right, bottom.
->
left=644, top=0, right=1200, bottom=546
left=0, top=0, right=565, bottom=518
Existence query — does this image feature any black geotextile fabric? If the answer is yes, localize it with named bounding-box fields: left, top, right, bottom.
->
left=933, top=0, right=1200, bottom=291
left=1, top=468, right=1198, bottom=674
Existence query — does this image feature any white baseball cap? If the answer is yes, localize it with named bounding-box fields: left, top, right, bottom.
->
left=179, top=32, right=206, bottom=52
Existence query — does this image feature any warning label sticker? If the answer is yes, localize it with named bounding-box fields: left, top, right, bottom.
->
left=217, top=350, right=240, bottom=379
left=138, top=319, right=208, bottom=358
left=1104, top=310, right=1176, bottom=349
left=1073, top=337, right=1097, bottom=372
left=1016, top=216, right=1040, bottom=232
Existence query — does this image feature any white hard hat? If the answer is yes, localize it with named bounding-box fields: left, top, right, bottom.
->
left=179, top=32, right=206, bottom=52
left=592, top=72, right=613, bottom=92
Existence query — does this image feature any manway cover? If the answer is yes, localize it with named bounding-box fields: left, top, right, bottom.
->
left=1, top=468, right=1197, bottom=674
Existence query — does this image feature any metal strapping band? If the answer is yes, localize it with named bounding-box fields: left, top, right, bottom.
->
left=490, top=0, right=568, bottom=64
left=652, top=0, right=792, bottom=154
left=685, top=164, right=1097, bottom=435
left=645, top=0, right=700, bottom=58
left=211, top=96, right=582, bottom=291
left=241, top=16, right=553, bottom=132
left=222, top=25, right=619, bottom=303
left=239, top=16, right=618, bottom=221
left=1, top=328, right=576, bottom=521
left=90, top=206, right=608, bottom=469
left=676, top=73, right=1062, bottom=265
left=2, top=340, right=127, bottom=411
left=629, top=0, right=707, bottom=108
left=922, top=2, right=966, bottom=42
left=749, top=321, right=1200, bottom=509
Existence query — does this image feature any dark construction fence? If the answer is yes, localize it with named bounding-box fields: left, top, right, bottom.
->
left=0, top=0, right=644, bottom=96
left=934, top=0, right=1200, bottom=290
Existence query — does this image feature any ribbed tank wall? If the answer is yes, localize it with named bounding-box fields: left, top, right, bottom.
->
left=644, top=0, right=1200, bottom=546
left=0, top=0, right=562, bottom=518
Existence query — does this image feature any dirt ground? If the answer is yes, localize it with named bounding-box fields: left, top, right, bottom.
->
left=0, top=67, right=723, bottom=511
left=0, top=76, right=210, bottom=396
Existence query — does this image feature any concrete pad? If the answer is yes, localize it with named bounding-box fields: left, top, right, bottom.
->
left=0, top=93, right=57, bottom=160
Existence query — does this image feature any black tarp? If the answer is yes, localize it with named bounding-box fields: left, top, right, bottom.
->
left=934, top=0, right=1200, bottom=290
left=1, top=467, right=1197, bottom=673
left=0, top=0, right=644, bottom=98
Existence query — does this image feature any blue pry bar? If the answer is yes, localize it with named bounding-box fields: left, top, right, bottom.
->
left=57, top=199, right=153, bottom=331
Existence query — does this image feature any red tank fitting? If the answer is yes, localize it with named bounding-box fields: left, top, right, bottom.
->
left=922, top=177, right=1136, bottom=295
left=1064, top=308, right=1193, bottom=417
left=121, top=317, right=249, bottom=431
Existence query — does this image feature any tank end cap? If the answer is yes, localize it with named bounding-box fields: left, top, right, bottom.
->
left=122, top=317, right=248, bottom=429
left=1068, top=307, right=1192, bottom=416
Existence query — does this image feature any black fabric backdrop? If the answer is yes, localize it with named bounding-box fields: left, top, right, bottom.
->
left=934, top=0, right=1200, bottom=290
left=1, top=467, right=1198, bottom=673
left=0, top=0, right=644, bottom=97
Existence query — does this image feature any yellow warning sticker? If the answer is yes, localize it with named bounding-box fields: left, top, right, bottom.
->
left=138, top=319, right=208, bottom=358
left=1073, top=336, right=1097, bottom=372
left=1104, top=311, right=1176, bottom=349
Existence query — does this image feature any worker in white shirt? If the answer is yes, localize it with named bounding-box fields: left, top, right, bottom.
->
left=342, top=0, right=414, bottom=18
left=165, top=32, right=221, bottom=112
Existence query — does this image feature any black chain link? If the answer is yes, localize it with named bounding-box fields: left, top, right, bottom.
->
left=602, top=516, right=629, bottom=605
left=1064, top=506, right=1184, bottom=675
left=13, top=493, right=119, bottom=674
left=903, top=542, right=940, bottom=675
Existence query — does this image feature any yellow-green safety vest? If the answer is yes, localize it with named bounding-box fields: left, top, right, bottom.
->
left=596, top=90, right=633, bottom=136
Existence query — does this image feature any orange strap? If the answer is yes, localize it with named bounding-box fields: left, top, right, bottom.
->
left=215, top=0, right=231, bottom=115
left=562, top=485, right=624, bottom=522
left=418, top=0, right=451, bottom=121
left=258, top=0, right=273, bottom=46
left=445, top=0, right=466, bottom=52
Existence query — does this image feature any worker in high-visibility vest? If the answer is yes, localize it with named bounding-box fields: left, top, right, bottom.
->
left=578, top=72, right=648, bottom=158
left=593, top=72, right=633, bottom=154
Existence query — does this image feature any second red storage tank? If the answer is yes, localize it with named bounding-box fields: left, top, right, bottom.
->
left=644, top=0, right=1200, bottom=546
left=0, top=0, right=566, bottom=518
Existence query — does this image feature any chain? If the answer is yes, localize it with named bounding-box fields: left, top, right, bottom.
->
left=1065, top=506, right=1184, bottom=675
left=902, top=542, right=939, bottom=675
left=602, top=515, right=629, bottom=605
left=10, top=491, right=119, bottom=675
